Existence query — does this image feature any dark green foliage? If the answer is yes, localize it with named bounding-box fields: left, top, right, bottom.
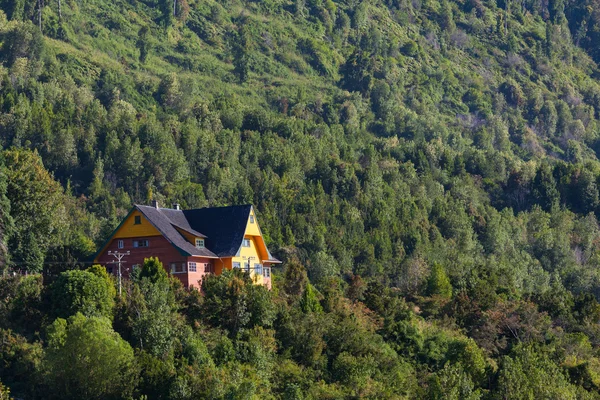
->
left=50, top=269, right=114, bottom=319
left=43, top=313, right=138, bottom=400
left=3, top=0, right=600, bottom=397
left=202, top=269, right=275, bottom=335
left=427, top=263, right=452, bottom=299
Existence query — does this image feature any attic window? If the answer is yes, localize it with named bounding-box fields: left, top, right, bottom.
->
left=250, top=215, right=255, bottom=223
left=195, top=238, right=205, bottom=249
left=243, top=239, right=251, bottom=247
left=134, top=216, right=141, bottom=225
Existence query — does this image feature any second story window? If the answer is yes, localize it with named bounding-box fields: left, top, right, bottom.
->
left=250, top=215, right=255, bottom=223
left=171, top=263, right=186, bottom=273
left=233, top=262, right=241, bottom=269
left=254, top=264, right=263, bottom=275
left=188, top=262, right=197, bottom=272
left=133, top=240, right=149, bottom=248
left=243, top=239, right=251, bottom=247
left=118, top=240, right=124, bottom=249
left=134, top=215, right=141, bottom=225
left=195, top=238, right=205, bottom=249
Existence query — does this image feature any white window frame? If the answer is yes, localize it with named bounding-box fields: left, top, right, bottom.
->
left=242, top=238, right=251, bottom=247
left=254, top=263, right=262, bottom=275
left=263, top=267, right=271, bottom=278
left=188, top=262, right=197, bottom=272
left=118, top=239, right=124, bottom=249
left=250, top=215, right=255, bottom=223
left=195, top=238, right=205, bottom=249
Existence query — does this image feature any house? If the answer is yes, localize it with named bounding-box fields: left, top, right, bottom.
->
left=94, top=201, right=281, bottom=289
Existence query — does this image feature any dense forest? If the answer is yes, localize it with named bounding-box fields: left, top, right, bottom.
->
left=4, top=0, right=600, bottom=397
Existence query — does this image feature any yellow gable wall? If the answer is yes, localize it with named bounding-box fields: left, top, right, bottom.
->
left=245, top=208, right=261, bottom=236
left=231, top=236, right=266, bottom=285
left=113, top=210, right=162, bottom=238
left=175, top=227, right=201, bottom=245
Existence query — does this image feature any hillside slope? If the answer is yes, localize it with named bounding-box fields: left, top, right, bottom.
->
left=3, top=0, right=600, bottom=398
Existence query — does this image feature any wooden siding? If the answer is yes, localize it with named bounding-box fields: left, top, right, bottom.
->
left=114, top=210, right=162, bottom=238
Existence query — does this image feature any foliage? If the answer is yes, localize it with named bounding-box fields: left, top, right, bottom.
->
left=43, top=313, right=137, bottom=400
left=50, top=269, right=114, bottom=319
left=2, top=0, right=600, bottom=397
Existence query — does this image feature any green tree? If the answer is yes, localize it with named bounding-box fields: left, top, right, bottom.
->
left=300, top=283, right=323, bottom=313
left=4, top=149, right=66, bottom=273
left=50, top=269, right=115, bottom=319
left=43, top=313, right=138, bottom=400
left=136, top=26, right=151, bottom=63
left=282, top=260, right=308, bottom=302
left=427, top=263, right=453, bottom=299
left=232, top=22, right=252, bottom=83
left=496, top=344, right=578, bottom=399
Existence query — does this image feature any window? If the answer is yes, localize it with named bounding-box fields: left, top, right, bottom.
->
left=188, top=262, right=197, bottom=272
left=250, top=215, right=255, bottom=223
left=195, top=238, right=205, bottom=249
left=133, top=240, right=149, bottom=248
left=233, top=262, right=241, bottom=269
left=134, top=215, right=141, bottom=225
left=243, top=239, right=251, bottom=247
left=118, top=240, right=124, bottom=249
left=171, top=263, right=186, bottom=273
left=263, top=267, right=271, bottom=278
left=254, top=264, right=262, bottom=275
left=107, top=267, right=114, bottom=274
left=244, top=262, right=250, bottom=273
left=204, top=263, right=214, bottom=273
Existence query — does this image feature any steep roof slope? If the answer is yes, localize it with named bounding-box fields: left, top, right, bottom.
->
left=182, top=205, right=253, bottom=257
left=135, top=205, right=218, bottom=258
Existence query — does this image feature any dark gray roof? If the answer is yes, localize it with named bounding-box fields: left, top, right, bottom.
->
left=160, top=208, right=207, bottom=238
left=135, top=205, right=217, bottom=258
left=135, top=204, right=280, bottom=261
left=182, top=205, right=253, bottom=257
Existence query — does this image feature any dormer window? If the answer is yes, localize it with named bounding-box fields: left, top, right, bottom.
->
left=195, top=238, right=205, bottom=249
left=134, top=215, right=141, bottom=225
left=250, top=215, right=255, bottom=223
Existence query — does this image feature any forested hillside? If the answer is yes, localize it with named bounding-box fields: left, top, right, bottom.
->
left=3, top=0, right=600, bottom=398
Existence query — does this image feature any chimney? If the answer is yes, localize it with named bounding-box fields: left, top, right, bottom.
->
left=152, top=199, right=159, bottom=209
left=173, top=203, right=180, bottom=210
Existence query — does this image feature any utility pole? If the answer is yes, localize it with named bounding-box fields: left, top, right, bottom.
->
left=108, top=250, right=130, bottom=297
left=242, top=256, right=256, bottom=274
